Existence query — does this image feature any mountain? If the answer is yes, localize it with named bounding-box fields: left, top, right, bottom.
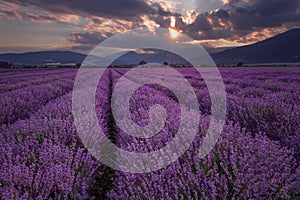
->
left=0, top=49, right=189, bottom=66
left=110, top=49, right=189, bottom=66
left=203, top=46, right=234, bottom=54
left=0, top=51, right=86, bottom=65
left=1, top=29, right=299, bottom=66
left=212, top=29, right=300, bottom=65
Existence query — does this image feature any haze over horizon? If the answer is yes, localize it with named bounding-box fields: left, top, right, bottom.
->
left=0, top=0, right=299, bottom=54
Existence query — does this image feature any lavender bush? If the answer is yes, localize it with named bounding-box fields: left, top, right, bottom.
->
left=0, top=67, right=299, bottom=199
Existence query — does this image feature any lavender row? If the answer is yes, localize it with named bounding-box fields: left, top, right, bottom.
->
left=112, top=67, right=300, bottom=161
left=0, top=78, right=76, bottom=125
left=107, top=68, right=299, bottom=199
left=172, top=67, right=300, bottom=155
left=0, top=72, right=78, bottom=94
left=0, top=70, right=112, bottom=199
left=0, top=68, right=77, bottom=84
left=0, top=67, right=299, bottom=199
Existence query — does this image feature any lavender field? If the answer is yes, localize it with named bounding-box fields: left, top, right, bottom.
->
left=0, top=67, right=299, bottom=199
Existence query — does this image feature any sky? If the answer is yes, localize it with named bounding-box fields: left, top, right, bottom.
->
left=0, top=0, right=299, bottom=54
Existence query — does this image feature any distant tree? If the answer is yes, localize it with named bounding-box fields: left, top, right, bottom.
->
left=138, top=60, right=147, bottom=65
left=163, top=61, right=169, bottom=65
left=0, top=61, right=10, bottom=68
left=237, top=61, right=244, bottom=67
left=75, top=63, right=81, bottom=68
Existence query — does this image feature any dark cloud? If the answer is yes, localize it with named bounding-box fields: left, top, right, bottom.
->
left=66, top=0, right=300, bottom=46
left=1, top=0, right=299, bottom=48
left=182, top=9, right=233, bottom=40
left=7, top=0, right=165, bottom=21
left=228, top=0, right=300, bottom=30
left=68, top=31, right=113, bottom=45
left=248, top=0, right=299, bottom=15
left=26, top=13, right=58, bottom=22
left=148, top=13, right=183, bottom=30
left=180, top=0, right=300, bottom=42
left=0, top=10, right=22, bottom=19
left=214, top=9, right=229, bottom=18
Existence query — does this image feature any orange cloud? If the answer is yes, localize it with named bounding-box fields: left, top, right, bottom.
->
left=0, top=10, right=22, bottom=20
left=232, top=27, right=289, bottom=44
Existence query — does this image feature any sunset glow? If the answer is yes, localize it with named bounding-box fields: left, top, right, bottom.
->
left=0, top=0, right=298, bottom=53
left=169, top=16, right=182, bottom=39
left=170, top=16, right=176, bottom=28
left=0, top=0, right=299, bottom=199
left=169, top=28, right=180, bottom=39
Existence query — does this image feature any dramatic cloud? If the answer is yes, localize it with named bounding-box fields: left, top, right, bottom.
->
left=5, top=0, right=166, bottom=21
left=25, top=13, right=81, bottom=25
left=0, top=1, right=22, bottom=19
left=0, top=10, right=22, bottom=20
left=26, top=13, right=55, bottom=22
left=182, top=9, right=232, bottom=40
left=0, top=0, right=299, bottom=52
left=228, top=0, right=300, bottom=30
left=68, top=31, right=113, bottom=45
left=179, top=0, right=300, bottom=44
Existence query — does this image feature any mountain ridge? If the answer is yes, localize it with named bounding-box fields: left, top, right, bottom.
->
left=212, top=28, right=300, bottom=65
left=0, top=51, right=86, bottom=65
left=0, top=29, right=299, bottom=66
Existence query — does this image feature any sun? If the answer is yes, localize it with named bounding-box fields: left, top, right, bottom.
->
left=169, top=16, right=182, bottom=40
left=169, top=28, right=180, bottom=39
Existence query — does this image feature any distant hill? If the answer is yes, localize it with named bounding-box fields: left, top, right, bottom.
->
left=0, top=51, right=86, bottom=65
left=110, top=49, right=190, bottom=66
left=1, top=29, right=299, bottom=66
left=204, top=46, right=234, bottom=54
left=0, top=49, right=190, bottom=66
left=212, top=29, right=300, bottom=65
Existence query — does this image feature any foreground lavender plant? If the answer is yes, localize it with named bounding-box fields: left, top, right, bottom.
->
left=0, top=67, right=299, bottom=199
left=107, top=68, right=300, bottom=199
